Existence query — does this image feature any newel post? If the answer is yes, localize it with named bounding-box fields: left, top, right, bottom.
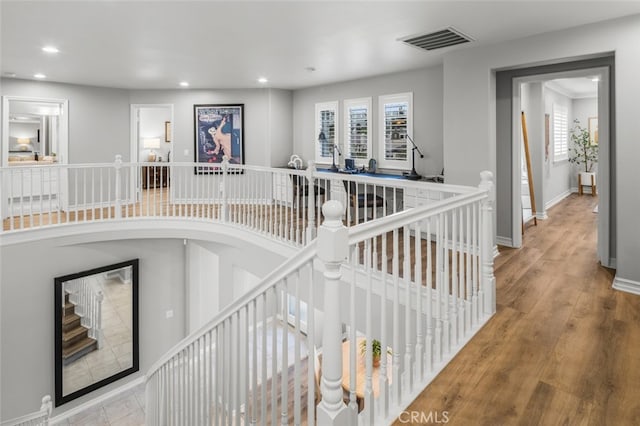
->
left=479, top=171, right=496, bottom=315
left=317, top=200, right=350, bottom=425
left=114, top=155, right=123, bottom=219
left=221, top=155, right=230, bottom=222
left=306, top=160, right=317, bottom=242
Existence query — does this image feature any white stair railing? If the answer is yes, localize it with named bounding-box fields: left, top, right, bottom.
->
left=0, top=395, right=52, bottom=426
left=144, top=172, right=495, bottom=426
left=65, top=278, right=104, bottom=348
left=318, top=171, right=495, bottom=425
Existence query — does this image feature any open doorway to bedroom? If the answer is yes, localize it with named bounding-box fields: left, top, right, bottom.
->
left=130, top=104, right=174, bottom=202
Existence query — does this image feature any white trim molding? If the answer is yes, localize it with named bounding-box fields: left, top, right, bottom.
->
left=535, top=212, right=548, bottom=220
left=49, top=376, right=144, bottom=424
left=612, top=275, right=640, bottom=296
left=545, top=189, right=572, bottom=212
left=496, top=236, right=513, bottom=247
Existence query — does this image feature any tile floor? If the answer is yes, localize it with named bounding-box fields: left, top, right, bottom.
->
left=53, top=382, right=145, bottom=426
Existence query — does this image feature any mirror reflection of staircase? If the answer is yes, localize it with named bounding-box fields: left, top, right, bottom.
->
left=62, top=292, right=97, bottom=365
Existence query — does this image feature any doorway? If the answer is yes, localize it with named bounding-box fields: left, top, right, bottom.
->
left=496, top=55, right=615, bottom=268
left=130, top=104, right=174, bottom=202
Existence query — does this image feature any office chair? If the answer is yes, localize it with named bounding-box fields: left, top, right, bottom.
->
left=342, top=180, right=385, bottom=225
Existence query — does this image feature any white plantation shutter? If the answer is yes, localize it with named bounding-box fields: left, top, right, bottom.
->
left=344, top=98, right=371, bottom=164
left=553, top=104, right=568, bottom=161
left=315, top=102, right=338, bottom=164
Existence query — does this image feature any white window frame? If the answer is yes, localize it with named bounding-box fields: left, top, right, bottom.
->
left=378, top=92, right=413, bottom=170
left=343, top=97, right=372, bottom=167
left=314, top=101, right=339, bottom=165
left=553, top=103, right=568, bottom=162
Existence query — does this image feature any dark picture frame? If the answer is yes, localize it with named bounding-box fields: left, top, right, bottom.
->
left=54, top=259, right=139, bottom=407
left=194, top=104, right=244, bottom=174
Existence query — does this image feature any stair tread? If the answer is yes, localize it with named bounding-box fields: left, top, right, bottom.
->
left=63, top=336, right=97, bottom=358
left=63, top=325, right=89, bottom=341
left=62, top=313, right=80, bottom=324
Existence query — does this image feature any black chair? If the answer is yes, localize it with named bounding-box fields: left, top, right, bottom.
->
left=342, top=180, right=385, bottom=225
left=290, top=173, right=326, bottom=217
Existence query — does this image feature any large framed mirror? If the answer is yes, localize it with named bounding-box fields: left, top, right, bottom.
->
left=54, top=259, right=139, bottom=406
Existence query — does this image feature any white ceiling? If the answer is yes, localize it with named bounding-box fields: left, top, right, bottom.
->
left=546, top=77, right=598, bottom=99
left=2, top=1, right=640, bottom=90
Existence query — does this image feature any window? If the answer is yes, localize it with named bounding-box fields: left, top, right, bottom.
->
left=344, top=98, right=372, bottom=165
left=378, top=92, right=413, bottom=169
left=553, top=103, right=568, bottom=161
left=315, top=101, right=338, bottom=164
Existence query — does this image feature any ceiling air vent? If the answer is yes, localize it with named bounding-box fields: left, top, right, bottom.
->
left=400, top=27, right=474, bottom=51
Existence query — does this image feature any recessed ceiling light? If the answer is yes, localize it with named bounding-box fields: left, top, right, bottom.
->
left=258, top=77, right=268, bottom=84
left=179, top=81, right=189, bottom=87
left=33, top=73, right=46, bottom=79
left=591, top=77, right=600, bottom=82
left=42, top=46, right=59, bottom=54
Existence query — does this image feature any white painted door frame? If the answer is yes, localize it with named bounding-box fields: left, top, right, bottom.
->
left=129, top=103, right=174, bottom=202
left=2, top=96, right=70, bottom=216
left=511, top=67, right=611, bottom=267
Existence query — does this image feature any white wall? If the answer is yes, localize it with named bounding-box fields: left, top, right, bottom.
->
left=1, top=78, right=130, bottom=163
left=543, top=85, right=573, bottom=206
left=0, top=238, right=186, bottom=419
left=292, top=66, right=444, bottom=176
left=129, top=88, right=293, bottom=167
left=186, top=241, right=220, bottom=333
left=572, top=97, right=598, bottom=180
left=442, top=13, right=640, bottom=284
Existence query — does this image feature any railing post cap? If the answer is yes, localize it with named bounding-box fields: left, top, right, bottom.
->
left=480, top=170, right=493, bottom=183
left=322, top=200, right=343, bottom=224
left=318, top=200, right=348, bottom=263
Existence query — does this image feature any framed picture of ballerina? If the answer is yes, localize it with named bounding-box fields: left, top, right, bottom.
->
left=193, top=104, right=245, bottom=173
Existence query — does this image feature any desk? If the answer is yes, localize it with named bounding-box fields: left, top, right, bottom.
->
left=341, top=337, right=392, bottom=401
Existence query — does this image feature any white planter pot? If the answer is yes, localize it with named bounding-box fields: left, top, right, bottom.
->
left=578, top=172, right=597, bottom=195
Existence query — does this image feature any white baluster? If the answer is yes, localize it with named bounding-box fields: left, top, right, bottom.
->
left=403, top=224, right=413, bottom=395
left=414, top=221, right=424, bottom=381
left=221, top=156, right=229, bottom=222
left=306, top=161, right=317, bottom=242
left=392, top=228, right=401, bottom=404
left=114, top=155, right=122, bottom=219
left=479, top=171, right=496, bottom=315
left=379, top=230, right=389, bottom=417
left=316, top=200, right=350, bottom=425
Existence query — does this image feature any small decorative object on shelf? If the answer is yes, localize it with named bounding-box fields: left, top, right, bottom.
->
left=569, top=119, right=598, bottom=196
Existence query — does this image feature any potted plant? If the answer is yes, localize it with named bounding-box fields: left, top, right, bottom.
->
left=568, top=119, right=598, bottom=194
left=359, top=339, right=391, bottom=368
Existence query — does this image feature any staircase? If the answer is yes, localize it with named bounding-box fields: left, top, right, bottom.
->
left=62, top=292, right=97, bottom=365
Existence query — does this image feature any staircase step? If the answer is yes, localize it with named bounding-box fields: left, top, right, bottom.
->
left=63, top=301, right=75, bottom=316
left=62, top=325, right=89, bottom=347
left=62, top=314, right=81, bottom=332
left=63, top=337, right=97, bottom=365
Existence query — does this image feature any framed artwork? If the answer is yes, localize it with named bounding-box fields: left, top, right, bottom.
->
left=164, top=121, right=171, bottom=142
left=588, top=116, right=598, bottom=146
left=194, top=104, right=244, bottom=173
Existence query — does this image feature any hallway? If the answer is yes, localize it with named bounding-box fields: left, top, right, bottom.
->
left=397, top=194, right=640, bottom=425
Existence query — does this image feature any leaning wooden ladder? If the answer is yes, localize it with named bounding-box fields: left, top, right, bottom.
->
left=521, top=111, right=537, bottom=233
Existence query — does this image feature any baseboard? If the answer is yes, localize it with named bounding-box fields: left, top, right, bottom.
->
left=49, top=375, right=144, bottom=424
left=545, top=189, right=572, bottom=211
left=535, top=212, right=548, bottom=220
left=496, top=236, right=513, bottom=247
left=493, top=245, right=500, bottom=259
left=612, top=275, right=640, bottom=296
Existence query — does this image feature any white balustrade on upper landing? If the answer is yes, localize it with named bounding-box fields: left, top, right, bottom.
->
left=1, top=157, right=471, bottom=245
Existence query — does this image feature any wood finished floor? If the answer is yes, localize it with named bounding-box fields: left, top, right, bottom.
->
left=395, top=194, right=640, bottom=425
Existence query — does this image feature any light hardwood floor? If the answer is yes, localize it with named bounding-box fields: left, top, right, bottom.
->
left=395, top=194, right=640, bottom=425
